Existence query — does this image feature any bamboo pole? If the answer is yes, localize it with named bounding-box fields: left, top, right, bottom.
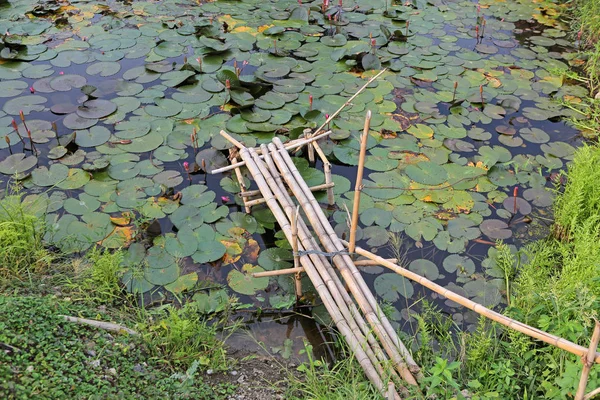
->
left=312, top=140, right=335, bottom=206
left=349, top=110, right=371, bottom=255
left=209, top=129, right=333, bottom=174
left=576, top=321, right=600, bottom=400
left=254, top=145, right=405, bottom=395
left=344, top=242, right=600, bottom=364
left=269, top=139, right=420, bottom=385
left=240, top=182, right=334, bottom=197
left=230, top=153, right=251, bottom=214
left=291, top=205, right=302, bottom=301
left=304, top=128, right=315, bottom=164
left=252, top=267, right=304, bottom=278
left=354, top=259, right=398, bottom=266
left=242, top=183, right=335, bottom=207
left=237, top=146, right=393, bottom=397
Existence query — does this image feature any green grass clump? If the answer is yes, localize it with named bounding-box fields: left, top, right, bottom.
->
left=0, top=295, right=235, bottom=400
left=554, top=144, right=600, bottom=237
left=0, top=194, right=50, bottom=280
left=70, top=246, right=126, bottom=305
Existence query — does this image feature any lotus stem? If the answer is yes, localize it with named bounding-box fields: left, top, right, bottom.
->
left=11, top=119, right=25, bottom=145
left=183, top=162, right=192, bottom=183
left=52, top=121, right=59, bottom=141
left=309, top=94, right=313, bottom=111
left=405, top=21, right=409, bottom=37
left=513, top=187, right=518, bottom=214
left=19, top=110, right=29, bottom=133
left=481, top=18, right=486, bottom=37
left=26, top=129, right=37, bottom=156
left=475, top=25, right=479, bottom=43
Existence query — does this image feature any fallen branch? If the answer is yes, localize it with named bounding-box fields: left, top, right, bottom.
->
left=59, top=315, right=138, bottom=335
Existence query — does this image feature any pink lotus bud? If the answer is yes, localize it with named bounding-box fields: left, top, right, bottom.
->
left=242, top=60, right=248, bottom=66
left=325, top=114, right=330, bottom=120
left=11, top=119, right=18, bottom=130
left=477, top=4, right=480, bottom=14
left=59, top=71, right=64, bottom=75
left=183, top=162, right=190, bottom=172
left=196, top=57, right=202, bottom=64
left=309, top=94, right=313, bottom=109
left=221, top=196, right=230, bottom=202
left=225, top=79, right=231, bottom=89
left=324, top=0, right=329, bottom=5
left=371, top=38, right=376, bottom=47
left=338, top=0, right=342, bottom=6
left=19, top=110, right=24, bottom=121
left=29, top=87, right=35, bottom=93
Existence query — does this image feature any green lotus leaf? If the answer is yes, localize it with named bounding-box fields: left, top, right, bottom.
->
left=3, top=95, right=47, bottom=115
left=145, top=98, right=183, bottom=117
left=409, top=259, right=440, bottom=280
left=31, top=164, right=69, bottom=187
left=405, top=161, right=448, bottom=185
left=374, top=273, right=414, bottom=302
left=0, top=153, right=38, bottom=175
left=164, top=272, right=198, bottom=294
left=258, top=248, right=293, bottom=271
left=76, top=100, right=117, bottom=119
left=145, top=263, right=180, bottom=286
left=49, top=74, right=87, bottom=91
left=227, top=264, right=269, bottom=295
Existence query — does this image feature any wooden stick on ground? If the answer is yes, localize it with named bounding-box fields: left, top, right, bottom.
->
left=349, top=110, right=371, bottom=255
left=576, top=320, right=600, bottom=400
left=344, top=242, right=600, bottom=364
left=60, top=315, right=138, bottom=335
left=585, top=386, right=600, bottom=400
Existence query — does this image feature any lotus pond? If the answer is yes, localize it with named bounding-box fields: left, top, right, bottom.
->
left=0, top=0, right=586, bottom=355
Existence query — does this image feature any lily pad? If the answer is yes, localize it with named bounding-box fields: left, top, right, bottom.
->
left=374, top=273, right=414, bottom=302
left=227, top=264, right=269, bottom=295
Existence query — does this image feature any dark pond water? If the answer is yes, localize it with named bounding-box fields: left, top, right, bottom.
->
left=0, top=0, right=587, bottom=360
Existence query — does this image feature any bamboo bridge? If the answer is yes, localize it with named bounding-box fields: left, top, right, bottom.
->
left=211, top=72, right=600, bottom=399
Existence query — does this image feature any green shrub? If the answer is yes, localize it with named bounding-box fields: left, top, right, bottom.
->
left=72, top=246, right=126, bottom=305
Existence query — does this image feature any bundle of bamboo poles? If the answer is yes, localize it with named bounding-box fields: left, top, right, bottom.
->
left=219, top=130, right=421, bottom=399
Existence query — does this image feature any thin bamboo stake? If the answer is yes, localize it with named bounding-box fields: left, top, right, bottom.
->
left=237, top=146, right=390, bottom=396
left=291, top=205, right=302, bottom=301
left=210, top=129, right=333, bottom=174
left=230, top=153, right=251, bottom=213
left=241, top=182, right=334, bottom=197
left=304, top=128, right=315, bottom=163
left=585, top=387, right=600, bottom=400
left=576, top=321, right=600, bottom=400
left=310, top=69, right=387, bottom=138
left=354, top=259, right=398, bottom=266
left=312, top=140, right=335, bottom=206
left=387, top=382, right=395, bottom=400
left=345, top=242, right=600, bottom=364
left=349, top=110, right=371, bottom=255
left=254, top=145, right=405, bottom=395
left=253, top=267, right=304, bottom=278
left=269, top=140, right=420, bottom=386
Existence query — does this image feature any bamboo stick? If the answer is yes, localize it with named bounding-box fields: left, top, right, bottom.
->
left=210, top=129, right=333, bottom=174
left=240, top=182, right=335, bottom=197
left=304, top=128, right=315, bottom=164
left=354, top=259, right=398, bottom=266
left=291, top=205, right=302, bottom=301
left=255, top=145, right=405, bottom=394
left=230, top=153, right=251, bottom=214
left=310, top=69, right=387, bottom=138
left=349, top=110, right=371, bottom=255
left=344, top=242, right=600, bottom=364
left=576, top=321, right=600, bottom=400
left=269, top=139, right=420, bottom=385
left=312, top=140, right=335, bottom=206
left=585, top=387, right=600, bottom=399
left=253, top=267, right=304, bottom=278
left=237, top=146, right=391, bottom=396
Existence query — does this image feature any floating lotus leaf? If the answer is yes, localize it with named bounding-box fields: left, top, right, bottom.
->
left=374, top=273, right=414, bottom=302
left=405, top=161, right=448, bottom=185
left=193, top=289, right=229, bottom=314
left=409, top=259, right=440, bottom=281
left=448, top=216, right=480, bottom=240
left=520, top=127, right=550, bottom=144
left=145, top=263, right=180, bottom=286
left=195, top=148, right=228, bottom=172
left=86, top=61, right=121, bottom=77
left=523, top=188, right=554, bottom=207
left=76, top=100, right=118, bottom=119
left=164, top=272, right=198, bottom=294
left=480, top=219, right=512, bottom=239
left=0, top=153, right=38, bottom=175
left=64, top=193, right=101, bottom=215
left=122, top=270, right=154, bottom=294
left=180, top=185, right=214, bottom=207
left=170, top=205, right=204, bottom=230
left=153, top=170, right=183, bottom=188
left=192, top=240, right=227, bottom=264
left=258, top=248, right=293, bottom=271
left=3, top=95, right=47, bottom=115
left=63, top=113, right=98, bottom=130
left=463, top=279, right=502, bottom=307
left=74, top=126, right=111, bottom=147
left=502, top=197, right=532, bottom=215
left=0, top=80, right=28, bottom=98
left=49, top=74, right=87, bottom=91
left=31, top=164, right=69, bottom=186
left=48, top=146, right=68, bottom=160
left=165, top=227, right=198, bottom=258
left=227, top=264, right=269, bottom=295
left=443, top=254, right=476, bottom=275
left=145, top=98, right=183, bottom=117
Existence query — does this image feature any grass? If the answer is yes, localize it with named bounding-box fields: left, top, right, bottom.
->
left=0, top=191, right=240, bottom=399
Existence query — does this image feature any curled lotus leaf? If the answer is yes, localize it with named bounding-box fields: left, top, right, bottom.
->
left=480, top=219, right=512, bottom=240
